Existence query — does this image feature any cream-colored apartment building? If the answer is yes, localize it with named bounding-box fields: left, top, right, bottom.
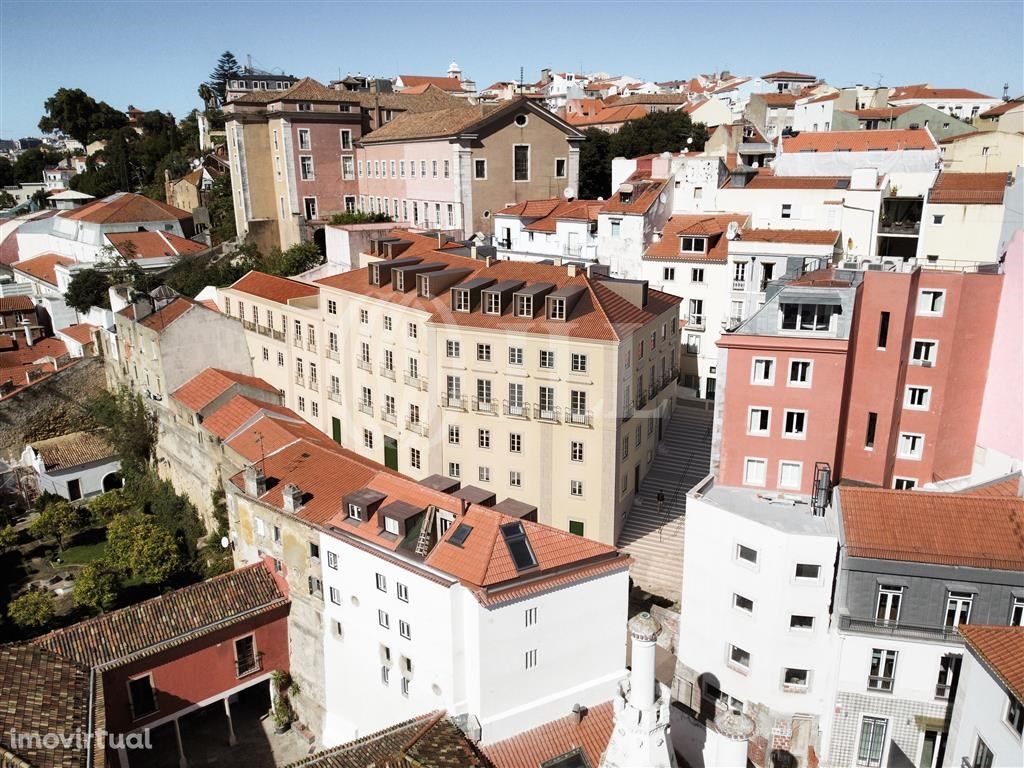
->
left=216, top=230, right=681, bottom=544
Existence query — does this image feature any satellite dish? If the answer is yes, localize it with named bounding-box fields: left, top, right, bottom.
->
left=563, top=187, right=576, bottom=200
left=659, top=192, right=667, bottom=204
left=752, top=161, right=760, bottom=169
left=686, top=136, right=694, bottom=146
left=725, top=221, right=740, bottom=240
left=220, top=536, right=230, bottom=549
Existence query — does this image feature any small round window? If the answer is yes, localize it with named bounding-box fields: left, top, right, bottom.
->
left=514, top=114, right=528, bottom=127
left=482, top=210, right=491, bottom=219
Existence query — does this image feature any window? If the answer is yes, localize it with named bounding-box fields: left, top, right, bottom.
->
left=743, top=458, right=767, bottom=486
left=876, top=311, right=890, bottom=349
left=383, top=316, right=392, bottom=331
left=790, top=615, right=814, bottom=630
left=912, top=339, right=938, bottom=366
left=570, top=479, right=583, bottom=496
left=570, top=441, right=584, bottom=462
left=537, top=386, right=555, bottom=414
left=733, top=594, right=754, bottom=613
left=686, top=334, right=700, bottom=355
left=474, top=159, right=487, bottom=179
left=736, top=544, right=758, bottom=565
left=729, top=644, right=750, bottom=670
left=783, top=668, right=809, bottom=689
left=329, top=586, right=341, bottom=604
left=408, top=322, right=417, bottom=339
left=779, top=461, right=802, bottom=490
left=905, top=386, right=931, bottom=410
left=340, top=155, right=355, bottom=180
left=568, top=520, right=585, bottom=536
left=936, top=654, right=959, bottom=699
left=397, top=582, right=409, bottom=602
left=478, top=428, right=491, bottom=449
left=381, top=665, right=390, bottom=685
left=748, top=408, right=771, bottom=436
left=448, top=425, right=461, bottom=445
left=539, top=350, right=554, bottom=369
left=783, top=410, right=807, bottom=438
left=378, top=609, right=390, bottom=629
left=898, top=432, right=924, bottom=459
left=277, top=352, right=285, bottom=367
left=945, top=591, right=973, bottom=628
left=446, top=340, right=460, bottom=358
left=663, top=267, right=676, bottom=281
left=327, top=299, right=337, bottom=315
left=876, top=585, right=903, bottom=624
left=571, top=353, right=588, bottom=373
left=795, top=563, right=820, bottom=580
left=680, top=236, right=706, bottom=253
left=918, top=289, right=945, bottom=316
left=401, top=677, right=410, bottom=697
left=548, top=298, right=566, bottom=320
left=510, top=470, right=522, bottom=487
left=973, top=738, right=994, bottom=768
left=780, top=303, right=838, bottom=332
left=399, top=620, right=411, bottom=639
left=781, top=203, right=792, bottom=219
left=894, top=477, right=917, bottom=490
left=1006, top=694, right=1024, bottom=736
left=508, top=346, right=523, bottom=366
left=410, top=447, right=421, bottom=469
left=340, top=129, right=352, bottom=150
left=347, top=503, right=362, bottom=521
left=128, top=675, right=158, bottom=719
left=300, top=156, right=314, bottom=180
left=513, top=145, right=530, bottom=181
left=856, top=717, right=888, bottom=767
left=1011, top=597, right=1024, bottom=626
left=865, top=412, right=878, bottom=449
left=525, top=649, right=538, bottom=669
left=515, top=294, right=533, bottom=317
left=327, top=551, right=338, bottom=569
left=788, top=360, right=811, bottom=386
left=509, top=433, right=522, bottom=453
left=868, top=648, right=898, bottom=690
left=752, top=358, right=775, bottom=384
left=448, top=462, right=461, bottom=478
left=476, top=343, right=491, bottom=362
left=525, top=607, right=537, bottom=626
left=298, top=129, right=311, bottom=150
left=610, top=219, right=621, bottom=237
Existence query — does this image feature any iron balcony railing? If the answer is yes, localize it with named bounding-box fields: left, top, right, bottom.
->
left=405, top=418, right=428, bottom=436
left=533, top=404, right=560, bottom=423
left=381, top=408, right=397, bottom=425
left=472, top=397, right=496, bottom=414
left=293, top=336, right=303, bottom=348
left=503, top=400, right=529, bottom=418
left=328, top=391, right=342, bottom=403
left=405, top=373, right=428, bottom=391
left=566, top=409, right=592, bottom=427
left=326, top=348, right=340, bottom=361
left=307, top=342, right=317, bottom=353
left=256, top=325, right=272, bottom=337
left=839, top=615, right=963, bottom=644
left=272, top=330, right=286, bottom=342
left=294, top=375, right=305, bottom=387
left=442, top=395, right=466, bottom=410
left=358, top=402, right=373, bottom=416
left=356, top=357, right=372, bottom=372
left=242, top=319, right=257, bottom=331
left=380, top=364, right=396, bottom=381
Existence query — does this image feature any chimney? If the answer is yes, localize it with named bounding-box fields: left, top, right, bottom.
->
left=628, top=612, right=660, bottom=710
left=244, top=465, right=267, bottom=496
left=470, top=243, right=478, bottom=260
left=567, top=263, right=577, bottom=277
left=572, top=703, right=584, bottom=725
left=23, top=326, right=34, bottom=347
left=437, top=232, right=447, bottom=248
left=282, top=483, right=303, bottom=513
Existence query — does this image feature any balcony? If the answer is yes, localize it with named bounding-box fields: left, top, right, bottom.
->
left=356, top=357, right=372, bottom=372
left=242, top=319, right=257, bottom=331
left=405, top=373, right=428, bottom=391
left=732, top=281, right=746, bottom=291
left=533, top=404, right=560, bottom=423
left=687, top=315, right=706, bottom=331
left=271, top=329, right=285, bottom=342
left=503, top=400, right=529, bottom=418
left=472, top=397, right=496, bottom=414
left=405, top=418, right=428, bottom=436
left=256, top=325, right=272, bottom=337
left=636, top=392, right=648, bottom=409
left=328, top=390, right=342, bottom=403
left=381, top=408, right=397, bottom=425
left=497, top=238, right=512, bottom=249
left=307, top=342, right=317, bottom=353
left=566, top=409, right=592, bottom=427
left=326, top=348, right=340, bottom=362
left=622, top=402, right=635, bottom=420
left=380, top=364, right=396, bottom=381
left=293, top=336, right=302, bottom=348
left=358, top=402, right=373, bottom=416
left=563, top=244, right=583, bottom=258
left=442, top=395, right=466, bottom=410
left=839, top=615, right=963, bottom=644
left=295, top=375, right=305, bottom=387
left=308, top=378, right=318, bottom=390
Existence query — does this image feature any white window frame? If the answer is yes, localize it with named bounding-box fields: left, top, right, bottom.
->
left=300, top=155, right=315, bottom=180
left=778, top=460, right=802, bottom=490
left=911, top=339, right=939, bottom=366
left=897, top=432, right=925, bottom=460
left=787, top=359, right=813, bottom=388
left=733, top=593, right=754, bottom=614
left=743, top=457, right=767, bottom=487
left=893, top=477, right=917, bottom=490
left=917, top=289, right=946, bottom=317
left=747, top=406, right=772, bottom=436
left=297, top=128, right=311, bottom=150
left=904, top=385, right=932, bottom=411
left=341, top=155, right=355, bottom=180
left=736, top=543, right=758, bottom=568
left=782, top=409, right=808, bottom=440
left=751, top=357, right=776, bottom=385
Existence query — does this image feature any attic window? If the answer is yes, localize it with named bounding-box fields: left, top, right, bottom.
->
left=500, top=521, right=538, bottom=571
left=453, top=290, right=470, bottom=312
left=680, top=237, right=706, bottom=253
left=449, top=523, right=473, bottom=547
left=514, top=295, right=533, bottom=317
left=514, top=114, right=529, bottom=127
left=347, top=503, right=362, bottom=521
left=298, top=102, right=312, bottom=112
left=383, top=517, right=400, bottom=535
left=548, top=298, right=566, bottom=320
left=484, top=292, right=501, bottom=315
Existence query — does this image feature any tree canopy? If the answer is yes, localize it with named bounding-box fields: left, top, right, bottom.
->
left=38, top=87, right=127, bottom=146
left=7, top=591, right=55, bottom=630
left=73, top=562, right=121, bottom=612
left=65, top=269, right=112, bottom=313
left=12, top=147, right=63, bottom=184
left=29, top=500, right=87, bottom=552
left=207, top=51, right=241, bottom=106
left=106, top=512, right=182, bottom=583
left=0, top=157, right=14, bottom=187
left=578, top=128, right=613, bottom=200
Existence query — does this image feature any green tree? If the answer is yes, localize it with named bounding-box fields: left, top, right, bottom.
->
left=0, top=156, right=14, bottom=187
left=7, top=590, right=55, bottom=630
left=88, top=489, right=133, bottom=525
left=0, top=525, right=18, bottom=552
left=106, top=512, right=182, bottom=583
left=207, top=51, right=241, bottom=106
left=29, top=500, right=87, bottom=552
left=38, top=87, right=127, bottom=146
left=86, top=389, right=157, bottom=471
left=261, top=242, right=324, bottom=277
left=13, top=147, right=63, bottom=183
left=0, top=191, right=16, bottom=209
left=577, top=128, right=613, bottom=199
left=73, top=562, right=121, bottom=612
left=65, top=268, right=112, bottom=312
left=609, top=110, right=708, bottom=159
left=206, top=173, right=237, bottom=243
left=328, top=211, right=393, bottom=225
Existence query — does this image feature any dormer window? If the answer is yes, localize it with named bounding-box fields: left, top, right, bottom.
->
left=548, top=298, right=566, bottom=320
left=298, top=102, right=312, bottom=112
left=347, top=503, right=362, bottom=521
left=417, top=278, right=430, bottom=298
left=781, top=303, right=840, bottom=332
left=484, top=292, right=501, bottom=315
left=383, top=517, right=400, bottom=535
left=680, top=237, right=706, bottom=254
left=453, top=290, right=470, bottom=312
left=515, top=295, right=533, bottom=317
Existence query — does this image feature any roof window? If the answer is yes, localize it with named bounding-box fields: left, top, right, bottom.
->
left=448, top=523, right=473, bottom=547
left=500, top=521, right=538, bottom=570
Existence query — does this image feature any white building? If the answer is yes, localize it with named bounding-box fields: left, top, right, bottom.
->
left=21, top=431, right=121, bottom=501
left=493, top=198, right=602, bottom=263
left=888, top=85, right=1002, bottom=123
left=944, top=625, right=1024, bottom=768
left=919, top=171, right=1015, bottom=267
left=793, top=92, right=839, bottom=132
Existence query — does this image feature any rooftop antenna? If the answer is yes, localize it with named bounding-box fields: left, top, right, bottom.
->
left=519, top=66, right=524, bottom=93
left=254, top=430, right=266, bottom=473
left=1004, top=82, right=1010, bottom=101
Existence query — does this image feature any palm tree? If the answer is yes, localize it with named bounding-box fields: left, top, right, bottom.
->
left=198, top=83, right=216, bottom=110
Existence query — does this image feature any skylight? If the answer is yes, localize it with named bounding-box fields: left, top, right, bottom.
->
left=448, top=523, right=473, bottom=547
left=500, top=521, right=538, bottom=570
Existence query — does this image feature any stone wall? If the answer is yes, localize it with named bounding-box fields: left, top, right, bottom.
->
left=0, top=358, right=106, bottom=460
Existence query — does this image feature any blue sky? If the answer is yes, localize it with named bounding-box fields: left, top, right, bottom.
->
left=1, top=0, right=1021, bottom=139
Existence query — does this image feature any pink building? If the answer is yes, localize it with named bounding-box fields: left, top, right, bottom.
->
left=715, top=258, right=1004, bottom=494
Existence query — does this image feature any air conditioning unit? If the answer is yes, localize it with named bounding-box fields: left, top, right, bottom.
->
left=841, top=261, right=859, bottom=270
left=867, top=263, right=883, bottom=271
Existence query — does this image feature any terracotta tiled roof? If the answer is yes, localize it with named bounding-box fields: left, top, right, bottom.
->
left=567, top=104, right=650, bottom=127
left=890, top=85, right=995, bottom=101
left=0, top=295, right=35, bottom=313
left=349, top=87, right=465, bottom=114
left=481, top=700, right=614, bottom=768
left=759, top=93, right=800, bottom=107
left=60, top=192, right=191, bottom=224
left=497, top=198, right=602, bottom=232
left=199, top=298, right=219, bottom=312
left=227, top=271, right=320, bottom=304
left=845, top=106, right=915, bottom=120
left=283, top=711, right=485, bottom=768
left=782, top=129, right=936, bottom=152
left=763, top=70, right=817, bottom=80
left=34, top=564, right=287, bottom=669
left=838, top=487, right=1024, bottom=570
left=201, top=394, right=295, bottom=441
left=0, top=335, right=14, bottom=351
left=360, top=104, right=491, bottom=143
left=172, top=367, right=281, bottom=412
left=606, top=94, right=691, bottom=106
left=12, top=253, right=75, bottom=286
left=957, top=472, right=1022, bottom=498
left=30, top=430, right=115, bottom=470
left=959, top=625, right=1024, bottom=701
left=601, top=178, right=668, bottom=215
left=56, top=323, right=99, bottom=347
left=805, top=92, right=840, bottom=104
left=787, top=268, right=852, bottom=287
left=739, top=229, right=840, bottom=245
left=0, top=644, right=95, bottom=768
left=980, top=98, right=1024, bottom=118
left=225, top=409, right=336, bottom=463
left=117, top=296, right=195, bottom=332
left=745, top=175, right=855, bottom=190
left=644, top=214, right=747, bottom=261
left=105, top=230, right=207, bottom=259
left=929, top=172, right=1008, bottom=205
left=496, top=198, right=562, bottom=218
left=230, top=77, right=358, bottom=106
left=398, top=75, right=465, bottom=93
left=938, top=130, right=985, bottom=145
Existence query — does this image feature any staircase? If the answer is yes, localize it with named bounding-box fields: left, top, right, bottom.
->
left=617, top=400, right=713, bottom=603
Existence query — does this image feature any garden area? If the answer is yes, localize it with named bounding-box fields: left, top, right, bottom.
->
left=0, top=389, right=231, bottom=642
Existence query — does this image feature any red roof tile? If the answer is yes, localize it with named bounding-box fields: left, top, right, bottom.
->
left=567, top=103, right=650, bottom=127
left=739, top=229, right=840, bottom=245
left=30, top=430, right=115, bottom=470
left=481, top=700, right=614, bottom=768
left=227, top=271, right=320, bottom=304
left=172, top=368, right=281, bottom=412
left=745, top=175, right=856, bottom=190
left=763, top=70, right=817, bottom=80
left=805, top=92, right=840, bottom=104
left=56, top=323, right=98, bottom=346
left=846, top=106, right=915, bottom=120
left=839, top=487, right=1024, bottom=570
left=105, top=230, right=207, bottom=259
left=782, top=129, right=936, bottom=152
left=602, top=178, right=668, bottom=215
left=759, top=93, right=800, bottom=107
left=201, top=394, right=295, bottom=440
left=397, top=75, right=465, bottom=93
left=929, top=172, right=1008, bottom=205
left=644, top=214, right=747, bottom=261
left=12, top=253, right=75, bottom=286
left=959, top=625, right=1024, bottom=701
left=980, top=98, right=1024, bottom=118
left=0, top=295, right=35, bottom=313
left=117, top=296, right=196, bottom=331
left=60, top=192, right=191, bottom=224
left=957, top=472, right=1022, bottom=498
left=890, top=85, right=995, bottom=101
left=498, top=199, right=603, bottom=232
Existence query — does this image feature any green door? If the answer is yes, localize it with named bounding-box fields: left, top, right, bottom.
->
left=331, top=417, right=342, bottom=444
left=384, top=436, right=398, bottom=470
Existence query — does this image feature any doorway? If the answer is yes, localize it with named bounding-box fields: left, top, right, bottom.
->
left=331, top=417, right=341, bottom=444
left=920, top=730, right=945, bottom=768
left=383, top=436, right=398, bottom=470
left=633, top=465, right=640, bottom=494
left=705, top=377, right=717, bottom=400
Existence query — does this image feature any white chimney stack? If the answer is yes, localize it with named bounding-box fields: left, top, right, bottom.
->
left=628, top=612, right=659, bottom=709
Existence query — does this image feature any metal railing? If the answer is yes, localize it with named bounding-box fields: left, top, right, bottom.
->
left=732, top=280, right=746, bottom=291
left=326, top=348, right=340, bottom=361
left=503, top=400, right=529, bottom=418
left=356, top=358, right=372, bottom=372
left=566, top=409, right=592, bottom=427
left=358, top=402, right=373, bottom=416
left=405, top=418, right=428, bottom=436
left=533, top=404, right=560, bottom=423
left=622, top=402, right=635, bottom=420
left=293, top=336, right=303, bottom=348
left=867, top=676, right=895, bottom=693
left=256, top=325, right=272, bottom=337
left=328, top=391, right=342, bottom=403
left=442, top=395, right=467, bottom=410
left=308, top=377, right=318, bottom=390
left=839, top=615, right=963, bottom=643
left=381, top=408, right=397, bottom=425
left=272, top=330, right=286, bottom=342
left=294, top=375, right=305, bottom=387
left=236, top=651, right=263, bottom=678
left=687, top=315, right=705, bottom=330
left=307, top=342, right=317, bottom=353
left=473, top=397, right=496, bottom=414
left=405, top=373, right=428, bottom=391
left=636, top=392, right=647, bottom=409
left=242, top=319, right=257, bottom=331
